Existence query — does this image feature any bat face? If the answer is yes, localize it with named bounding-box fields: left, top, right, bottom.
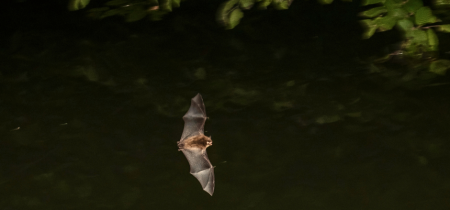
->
left=178, top=94, right=215, bottom=196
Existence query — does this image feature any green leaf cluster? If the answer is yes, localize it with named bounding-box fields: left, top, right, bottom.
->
left=360, top=0, right=450, bottom=76
left=68, top=0, right=90, bottom=11
left=75, top=0, right=181, bottom=22
left=68, top=0, right=450, bottom=75
left=217, top=0, right=293, bottom=29
left=430, top=59, right=450, bottom=75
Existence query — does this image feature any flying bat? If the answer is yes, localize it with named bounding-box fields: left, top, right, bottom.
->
left=178, top=93, right=215, bottom=196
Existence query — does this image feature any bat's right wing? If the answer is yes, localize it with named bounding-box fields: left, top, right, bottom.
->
left=180, top=94, right=207, bottom=141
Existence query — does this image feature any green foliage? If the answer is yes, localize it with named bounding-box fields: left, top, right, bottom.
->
left=402, top=0, right=423, bottom=13
left=240, top=0, right=255, bottom=9
left=217, top=0, right=240, bottom=29
left=437, top=24, right=450, bottom=32
left=433, top=0, right=450, bottom=8
left=69, top=0, right=353, bottom=28
left=229, top=9, right=244, bottom=29
left=258, top=0, right=272, bottom=9
left=217, top=0, right=293, bottom=29
left=396, top=19, right=414, bottom=32
left=273, top=0, right=293, bottom=9
left=160, top=0, right=182, bottom=11
left=360, top=0, right=450, bottom=77
left=427, top=28, right=439, bottom=51
left=415, top=7, right=438, bottom=25
left=374, top=16, right=397, bottom=31
left=359, top=6, right=387, bottom=18
left=360, top=19, right=377, bottom=38
left=67, top=0, right=450, bottom=78
left=384, top=0, right=402, bottom=10
left=126, top=7, right=148, bottom=22
left=405, top=30, right=427, bottom=43
left=71, top=0, right=179, bottom=22
left=95, top=4, right=155, bottom=22
left=359, top=4, right=410, bottom=38
left=390, top=8, right=408, bottom=19
left=361, top=0, right=385, bottom=6
left=68, top=0, right=90, bottom=11
left=430, top=59, right=450, bottom=75
left=318, top=0, right=334, bottom=5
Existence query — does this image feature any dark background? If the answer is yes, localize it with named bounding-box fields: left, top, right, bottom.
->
left=1, top=0, right=450, bottom=209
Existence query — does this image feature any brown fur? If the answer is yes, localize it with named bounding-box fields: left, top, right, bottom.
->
left=178, top=134, right=212, bottom=150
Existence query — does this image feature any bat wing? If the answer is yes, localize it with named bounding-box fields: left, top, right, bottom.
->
left=180, top=93, right=207, bottom=142
left=181, top=147, right=215, bottom=196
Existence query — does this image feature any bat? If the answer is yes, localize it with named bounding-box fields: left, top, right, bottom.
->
left=178, top=93, right=215, bottom=196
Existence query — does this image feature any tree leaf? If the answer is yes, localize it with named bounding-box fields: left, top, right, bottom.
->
left=359, top=6, right=387, bottom=18
left=375, top=15, right=397, bottom=31
left=437, top=24, right=450, bottom=32
left=258, top=0, right=272, bottom=9
left=68, top=0, right=90, bottom=11
left=239, top=0, right=255, bottom=9
left=100, top=9, right=122, bottom=18
left=402, top=0, right=423, bottom=13
left=415, top=7, right=437, bottom=25
left=318, top=0, right=334, bottom=5
left=361, top=0, right=385, bottom=6
left=161, top=0, right=181, bottom=11
left=405, top=29, right=428, bottom=45
left=217, top=0, right=239, bottom=26
left=149, top=10, right=169, bottom=21
left=433, top=0, right=450, bottom=8
left=274, top=0, right=292, bottom=9
left=223, top=0, right=240, bottom=11
left=360, top=19, right=377, bottom=39
left=429, top=59, right=450, bottom=75
left=161, top=0, right=173, bottom=11
left=389, top=8, right=409, bottom=19
left=126, top=7, right=148, bottom=22
left=427, top=29, right=439, bottom=51
left=384, top=0, right=403, bottom=10
left=227, top=8, right=244, bottom=29
left=172, top=0, right=181, bottom=8
left=396, top=19, right=414, bottom=32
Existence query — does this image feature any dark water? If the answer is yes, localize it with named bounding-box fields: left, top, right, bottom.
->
left=1, top=1, right=450, bottom=210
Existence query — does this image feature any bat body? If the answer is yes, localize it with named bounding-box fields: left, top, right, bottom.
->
left=178, top=93, right=215, bottom=196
